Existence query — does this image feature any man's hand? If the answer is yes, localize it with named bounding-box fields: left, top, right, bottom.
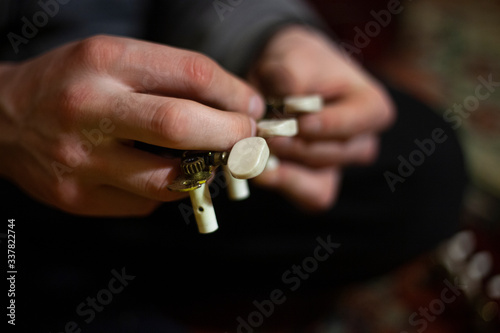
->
left=249, top=26, right=395, bottom=211
left=0, top=35, right=264, bottom=216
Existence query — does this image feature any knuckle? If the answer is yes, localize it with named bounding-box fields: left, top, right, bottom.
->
left=314, top=189, right=336, bottom=210
left=50, top=143, right=72, bottom=166
left=179, top=53, right=217, bottom=93
left=372, top=86, right=396, bottom=129
left=381, top=97, right=396, bottom=128
left=311, top=178, right=338, bottom=211
left=149, top=100, right=188, bottom=146
left=355, top=137, right=379, bottom=165
left=50, top=180, right=84, bottom=213
left=50, top=138, right=82, bottom=169
left=71, top=35, right=122, bottom=72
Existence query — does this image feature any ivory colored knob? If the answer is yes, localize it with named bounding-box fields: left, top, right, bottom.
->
left=257, top=119, right=298, bottom=138
left=227, top=137, right=269, bottom=179
left=283, top=94, right=323, bottom=113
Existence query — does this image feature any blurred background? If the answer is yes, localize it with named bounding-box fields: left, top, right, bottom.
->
left=305, top=0, right=500, bottom=332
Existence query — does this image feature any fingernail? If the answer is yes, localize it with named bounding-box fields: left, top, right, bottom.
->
left=299, top=116, right=321, bottom=134
left=248, top=95, right=265, bottom=118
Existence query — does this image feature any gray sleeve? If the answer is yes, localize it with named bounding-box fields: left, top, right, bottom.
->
left=155, top=0, right=324, bottom=77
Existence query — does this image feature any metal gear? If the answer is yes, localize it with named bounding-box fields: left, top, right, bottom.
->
left=181, top=156, right=205, bottom=175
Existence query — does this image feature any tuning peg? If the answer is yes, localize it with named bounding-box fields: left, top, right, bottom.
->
left=189, top=183, right=218, bottom=234
left=223, top=165, right=250, bottom=201
left=257, top=119, right=298, bottom=138
left=227, top=137, right=270, bottom=179
left=283, top=94, right=323, bottom=113
left=167, top=153, right=218, bottom=234
left=168, top=95, right=323, bottom=234
left=168, top=138, right=269, bottom=233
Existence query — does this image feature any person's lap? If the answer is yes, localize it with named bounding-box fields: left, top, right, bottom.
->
left=3, top=85, right=467, bottom=331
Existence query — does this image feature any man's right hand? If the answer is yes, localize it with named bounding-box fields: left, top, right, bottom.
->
left=0, top=35, right=264, bottom=216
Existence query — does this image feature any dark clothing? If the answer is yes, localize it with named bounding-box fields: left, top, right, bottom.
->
left=1, top=0, right=319, bottom=75
left=0, top=1, right=467, bottom=331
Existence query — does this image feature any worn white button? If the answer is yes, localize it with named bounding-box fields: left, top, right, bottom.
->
left=284, top=94, right=323, bottom=113
left=257, top=119, right=298, bottom=137
left=227, top=137, right=269, bottom=179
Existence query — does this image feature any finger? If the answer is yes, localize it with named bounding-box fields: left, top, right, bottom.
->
left=108, top=92, right=257, bottom=151
left=80, top=185, right=163, bottom=216
left=96, top=36, right=265, bottom=118
left=298, top=86, right=395, bottom=140
left=267, top=134, right=379, bottom=168
left=88, top=142, right=189, bottom=202
left=253, top=163, right=341, bottom=212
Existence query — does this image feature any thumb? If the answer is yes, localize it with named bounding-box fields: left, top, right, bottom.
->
left=248, top=58, right=315, bottom=98
left=247, top=26, right=324, bottom=97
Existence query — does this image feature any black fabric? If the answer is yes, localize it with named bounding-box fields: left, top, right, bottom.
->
left=1, top=0, right=321, bottom=75
left=0, top=0, right=148, bottom=61
left=144, top=0, right=322, bottom=76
